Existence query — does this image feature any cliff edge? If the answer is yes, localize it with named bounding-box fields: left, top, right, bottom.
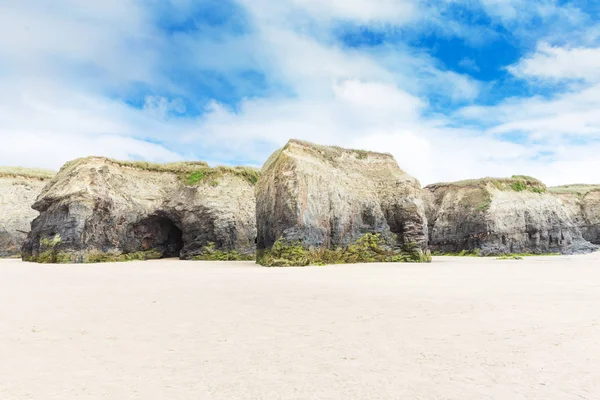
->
left=0, top=167, right=55, bottom=257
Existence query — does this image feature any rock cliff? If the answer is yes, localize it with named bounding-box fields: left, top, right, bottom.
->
left=22, top=157, right=258, bottom=263
left=550, top=185, right=600, bottom=245
left=0, top=167, right=54, bottom=257
left=425, top=176, right=597, bottom=255
left=256, top=139, right=429, bottom=266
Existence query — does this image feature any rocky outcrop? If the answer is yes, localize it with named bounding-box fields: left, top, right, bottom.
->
left=550, top=185, right=600, bottom=245
left=0, top=168, right=54, bottom=257
left=22, top=157, right=258, bottom=263
left=256, top=140, right=429, bottom=265
left=425, top=176, right=597, bottom=255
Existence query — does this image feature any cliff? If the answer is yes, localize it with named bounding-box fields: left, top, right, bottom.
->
left=256, top=139, right=429, bottom=266
left=550, top=185, right=600, bottom=245
left=21, top=157, right=258, bottom=263
left=425, top=176, right=597, bottom=255
left=0, top=167, right=55, bottom=257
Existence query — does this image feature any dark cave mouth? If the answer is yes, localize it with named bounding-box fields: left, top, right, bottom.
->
left=135, top=215, right=184, bottom=258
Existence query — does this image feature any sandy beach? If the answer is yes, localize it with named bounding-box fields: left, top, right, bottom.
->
left=2, top=254, right=600, bottom=399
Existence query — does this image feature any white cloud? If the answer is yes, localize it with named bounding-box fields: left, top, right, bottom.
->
left=0, top=132, right=181, bottom=171
left=477, top=0, right=585, bottom=26
left=236, top=0, right=420, bottom=25
left=0, top=0, right=599, bottom=189
left=509, top=43, right=600, bottom=82
left=287, top=0, right=419, bottom=23
left=0, top=0, right=157, bottom=86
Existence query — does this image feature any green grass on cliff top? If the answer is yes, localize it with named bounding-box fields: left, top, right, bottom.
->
left=426, top=175, right=547, bottom=193
left=548, top=184, right=600, bottom=195
left=62, top=157, right=260, bottom=186
left=0, top=166, right=55, bottom=180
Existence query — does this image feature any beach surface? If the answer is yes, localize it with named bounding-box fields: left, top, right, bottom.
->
left=2, top=254, right=600, bottom=399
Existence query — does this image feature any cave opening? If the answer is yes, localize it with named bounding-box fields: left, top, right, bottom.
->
left=133, top=215, right=184, bottom=258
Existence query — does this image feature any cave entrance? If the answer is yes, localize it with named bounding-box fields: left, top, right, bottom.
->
left=134, top=215, right=184, bottom=258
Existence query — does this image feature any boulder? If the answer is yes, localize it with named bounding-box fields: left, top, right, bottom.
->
left=0, top=168, right=54, bottom=257
left=22, top=157, right=258, bottom=263
left=550, top=185, right=600, bottom=245
left=256, top=139, right=429, bottom=266
left=425, top=176, right=597, bottom=255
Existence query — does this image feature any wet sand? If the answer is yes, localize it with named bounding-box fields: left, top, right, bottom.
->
left=1, top=254, right=600, bottom=399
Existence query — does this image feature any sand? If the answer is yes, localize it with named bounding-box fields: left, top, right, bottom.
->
left=1, top=254, right=600, bottom=400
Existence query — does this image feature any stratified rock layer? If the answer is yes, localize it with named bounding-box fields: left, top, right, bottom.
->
left=256, top=140, right=429, bottom=264
left=0, top=168, right=54, bottom=257
left=550, top=185, right=600, bottom=245
left=22, top=157, right=258, bottom=262
left=426, top=177, right=597, bottom=255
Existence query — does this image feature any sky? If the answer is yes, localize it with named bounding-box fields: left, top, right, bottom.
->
left=1, top=0, right=600, bottom=186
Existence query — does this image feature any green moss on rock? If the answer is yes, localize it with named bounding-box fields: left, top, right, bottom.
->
left=24, top=248, right=164, bottom=264
left=257, top=233, right=430, bottom=267
left=192, top=243, right=255, bottom=261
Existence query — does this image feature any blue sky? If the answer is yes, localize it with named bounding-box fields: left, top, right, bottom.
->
left=1, top=0, right=600, bottom=185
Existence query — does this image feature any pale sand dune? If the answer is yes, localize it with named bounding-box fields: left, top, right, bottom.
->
left=2, top=254, right=600, bottom=399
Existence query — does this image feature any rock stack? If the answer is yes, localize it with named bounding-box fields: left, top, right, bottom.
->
left=255, top=140, right=430, bottom=266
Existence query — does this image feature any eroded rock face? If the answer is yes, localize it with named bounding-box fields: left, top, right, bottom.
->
left=0, top=168, right=54, bottom=257
left=551, top=186, right=600, bottom=245
left=22, top=157, right=258, bottom=262
left=426, top=177, right=597, bottom=255
left=256, top=140, right=429, bottom=263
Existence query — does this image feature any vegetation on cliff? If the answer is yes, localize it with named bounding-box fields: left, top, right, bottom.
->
left=192, top=243, right=255, bottom=261
left=257, top=233, right=430, bottom=267
left=60, top=157, right=260, bottom=186
left=0, top=166, right=55, bottom=180
left=427, top=175, right=547, bottom=193
left=548, top=184, right=600, bottom=196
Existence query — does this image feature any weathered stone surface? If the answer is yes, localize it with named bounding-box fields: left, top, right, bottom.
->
left=22, top=157, right=258, bottom=262
left=0, top=168, right=54, bottom=257
left=425, top=177, right=597, bottom=255
left=256, top=139, right=429, bottom=264
left=550, top=185, right=600, bottom=245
